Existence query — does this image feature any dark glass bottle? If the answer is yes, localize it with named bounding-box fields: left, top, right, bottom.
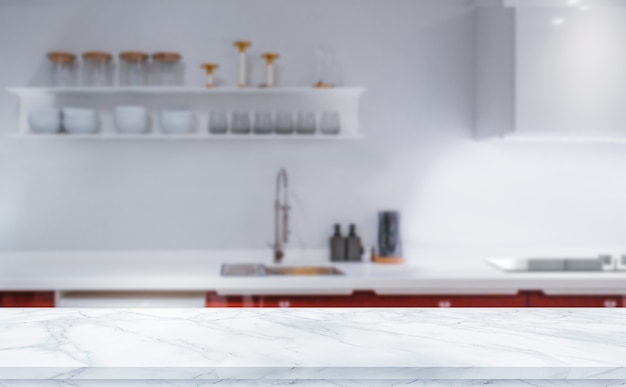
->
left=346, top=224, right=363, bottom=262
left=330, top=224, right=346, bottom=262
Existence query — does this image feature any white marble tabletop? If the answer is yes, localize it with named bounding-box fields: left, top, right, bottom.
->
left=1, top=308, right=626, bottom=383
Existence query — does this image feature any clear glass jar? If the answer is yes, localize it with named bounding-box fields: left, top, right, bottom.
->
left=119, top=51, right=149, bottom=86
left=47, top=51, right=77, bottom=87
left=209, top=111, right=228, bottom=134
left=82, top=51, right=113, bottom=86
left=275, top=112, right=294, bottom=134
left=320, top=111, right=341, bottom=134
left=254, top=112, right=273, bottom=134
left=296, top=112, right=316, bottom=135
left=231, top=112, right=251, bottom=134
left=151, top=52, right=183, bottom=86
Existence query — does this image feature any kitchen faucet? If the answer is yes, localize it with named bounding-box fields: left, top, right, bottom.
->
left=272, top=168, right=290, bottom=263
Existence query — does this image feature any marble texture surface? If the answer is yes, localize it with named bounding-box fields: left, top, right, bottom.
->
left=2, top=248, right=626, bottom=295
left=0, top=381, right=626, bottom=386
left=1, top=308, right=626, bottom=382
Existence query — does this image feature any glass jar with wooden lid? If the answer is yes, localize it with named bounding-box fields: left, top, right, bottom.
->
left=119, top=51, right=149, bottom=86
left=151, top=52, right=183, bottom=86
left=47, top=51, right=77, bottom=87
left=82, top=51, right=113, bottom=86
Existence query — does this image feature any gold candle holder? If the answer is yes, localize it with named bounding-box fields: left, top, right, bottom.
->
left=201, top=63, right=219, bottom=88
left=314, top=81, right=335, bottom=89
left=261, top=52, right=279, bottom=88
left=233, top=40, right=251, bottom=87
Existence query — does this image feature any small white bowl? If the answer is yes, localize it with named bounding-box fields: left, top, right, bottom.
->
left=64, top=116, right=100, bottom=134
left=114, top=106, right=149, bottom=134
left=115, top=106, right=147, bottom=117
left=63, top=107, right=97, bottom=118
left=115, top=117, right=149, bottom=134
left=160, top=109, right=194, bottom=134
left=28, top=108, right=61, bottom=134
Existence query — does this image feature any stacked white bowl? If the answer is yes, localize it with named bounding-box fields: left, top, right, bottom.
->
left=62, top=108, right=99, bottom=134
left=28, top=107, right=62, bottom=134
left=114, top=106, right=149, bottom=134
left=160, top=109, right=195, bottom=134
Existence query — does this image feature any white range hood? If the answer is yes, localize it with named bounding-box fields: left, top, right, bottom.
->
left=476, top=0, right=626, bottom=141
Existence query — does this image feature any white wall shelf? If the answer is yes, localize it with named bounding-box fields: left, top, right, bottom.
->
left=7, top=133, right=362, bottom=141
left=9, top=87, right=365, bottom=96
left=8, top=87, right=366, bottom=140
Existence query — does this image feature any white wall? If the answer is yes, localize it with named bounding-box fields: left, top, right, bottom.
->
left=1, top=0, right=626, bottom=253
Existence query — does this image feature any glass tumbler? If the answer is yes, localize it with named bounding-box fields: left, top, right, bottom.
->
left=119, top=51, right=149, bottom=86
left=47, top=51, right=77, bottom=87
left=275, top=112, right=294, bottom=134
left=320, top=111, right=341, bottom=134
left=209, top=111, right=229, bottom=134
left=254, top=112, right=273, bottom=135
left=151, top=52, right=183, bottom=86
left=232, top=112, right=251, bottom=134
left=296, top=112, right=316, bottom=135
left=82, top=51, right=113, bottom=86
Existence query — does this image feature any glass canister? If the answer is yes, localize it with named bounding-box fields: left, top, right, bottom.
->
left=151, top=52, right=183, bottom=86
left=119, top=51, right=149, bottom=86
left=46, top=51, right=77, bottom=87
left=82, top=51, right=113, bottom=86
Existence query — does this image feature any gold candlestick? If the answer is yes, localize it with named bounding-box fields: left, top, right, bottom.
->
left=261, top=52, right=280, bottom=88
left=233, top=40, right=252, bottom=87
left=314, top=81, right=335, bottom=89
left=201, top=63, right=219, bottom=88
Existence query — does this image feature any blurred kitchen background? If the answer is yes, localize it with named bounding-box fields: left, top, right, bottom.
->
left=1, top=0, right=625, bottom=253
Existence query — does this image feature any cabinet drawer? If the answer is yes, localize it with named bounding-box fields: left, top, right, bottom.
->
left=0, top=292, right=55, bottom=307
left=358, top=292, right=527, bottom=308
left=527, top=291, right=622, bottom=308
left=260, top=295, right=358, bottom=308
left=206, top=292, right=263, bottom=307
left=206, top=292, right=357, bottom=308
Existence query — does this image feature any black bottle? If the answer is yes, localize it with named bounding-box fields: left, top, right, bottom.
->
left=330, top=224, right=346, bottom=262
left=345, top=224, right=363, bottom=262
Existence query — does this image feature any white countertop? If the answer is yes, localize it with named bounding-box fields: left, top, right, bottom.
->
left=1, top=248, right=626, bottom=295
left=0, top=308, right=625, bottom=382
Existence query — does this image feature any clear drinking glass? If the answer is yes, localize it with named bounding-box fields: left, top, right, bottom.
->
left=151, top=52, right=183, bottom=86
left=320, top=111, right=341, bottom=134
left=254, top=112, right=273, bottom=135
left=275, top=112, right=294, bottom=134
left=296, top=112, right=316, bottom=135
left=209, top=111, right=228, bottom=134
left=82, top=51, right=114, bottom=86
left=119, top=51, right=149, bottom=86
left=47, top=51, right=77, bottom=87
left=232, top=112, right=251, bottom=134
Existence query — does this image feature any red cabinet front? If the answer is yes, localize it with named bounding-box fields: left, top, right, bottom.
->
left=526, top=291, right=622, bottom=307
left=206, top=291, right=528, bottom=308
left=0, top=292, right=55, bottom=307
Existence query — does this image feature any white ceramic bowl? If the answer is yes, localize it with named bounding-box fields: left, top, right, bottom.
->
left=115, top=106, right=147, bottom=117
left=114, top=118, right=149, bottom=134
left=28, top=108, right=61, bottom=133
left=114, top=106, right=149, bottom=134
left=160, top=109, right=194, bottom=134
left=63, top=115, right=100, bottom=134
left=63, top=107, right=97, bottom=118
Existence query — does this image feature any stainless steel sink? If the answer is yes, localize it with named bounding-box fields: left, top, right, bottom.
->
left=221, top=263, right=344, bottom=277
left=265, top=266, right=344, bottom=276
